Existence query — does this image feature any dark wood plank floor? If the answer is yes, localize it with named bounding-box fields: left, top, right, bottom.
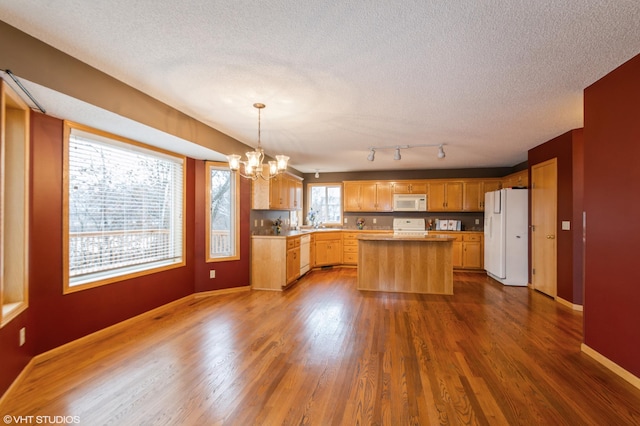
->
left=2, top=269, right=640, bottom=425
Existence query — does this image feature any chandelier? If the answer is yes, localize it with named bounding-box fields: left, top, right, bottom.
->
left=227, top=103, right=289, bottom=180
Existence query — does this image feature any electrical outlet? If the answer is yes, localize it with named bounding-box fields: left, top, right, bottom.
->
left=344, top=217, right=348, bottom=223
left=373, top=218, right=377, bottom=224
left=260, top=220, right=264, bottom=226
left=19, top=327, right=26, bottom=346
left=475, top=219, right=480, bottom=225
left=210, top=270, right=216, bottom=279
left=254, top=219, right=258, bottom=227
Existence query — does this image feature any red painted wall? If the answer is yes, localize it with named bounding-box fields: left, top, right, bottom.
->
left=528, top=128, right=584, bottom=304
left=29, top=113, right=195, bottom=354
left=583, top=53, right=640, bottom=377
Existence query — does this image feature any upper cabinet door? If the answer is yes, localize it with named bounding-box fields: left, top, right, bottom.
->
left=429, top=181, right=463, bottom=211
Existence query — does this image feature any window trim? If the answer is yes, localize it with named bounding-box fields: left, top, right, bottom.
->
left=62, top=121, right=186, bottom=294
left=205, top=161, right=240, bottom=262
left=0, top=80, right=30, bottom=327
left=307, top=182, right=343, bottom=225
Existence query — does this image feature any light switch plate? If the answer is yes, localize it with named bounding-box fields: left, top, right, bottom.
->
left=562, top=221, right=571, bottom=230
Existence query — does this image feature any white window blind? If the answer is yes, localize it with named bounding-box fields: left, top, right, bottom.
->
left=67, top=128, right=184, bottom=286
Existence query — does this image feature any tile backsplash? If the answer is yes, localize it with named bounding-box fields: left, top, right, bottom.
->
left=250, top=210, right=485, bottom=234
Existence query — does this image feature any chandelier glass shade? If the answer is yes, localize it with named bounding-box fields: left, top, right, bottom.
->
left=227, top=103, right=289, bottom=180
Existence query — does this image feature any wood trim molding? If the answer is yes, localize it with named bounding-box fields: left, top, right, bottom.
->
left=1, top=295, right=194, bottom=404
left=1, top=285, right=253, bottom=402
left=556, top=296, right=584, bottom=311
left=32, top=295, right=194, bottom=364
left=194, top=286, right=251, bottom=299
left=0, top=357, right=35, bottom=407
left=581, top=343, right=640, bottom=391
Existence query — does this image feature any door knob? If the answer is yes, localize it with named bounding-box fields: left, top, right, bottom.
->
left=546, top=235, right=555, bottom=239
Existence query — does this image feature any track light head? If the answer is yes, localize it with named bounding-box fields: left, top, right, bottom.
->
left=314, top=169, right=320, bottom=178
left=437, top=145, right=446, bottom=159
left=367, top=148, right=375, bottom=161
left=394, top=147, right=402, bottom=160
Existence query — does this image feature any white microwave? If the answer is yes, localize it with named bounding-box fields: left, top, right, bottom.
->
left=393, top=194, right=427, bottom=212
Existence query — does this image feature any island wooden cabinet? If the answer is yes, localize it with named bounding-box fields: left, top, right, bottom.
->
left=286, top=236, right=301, bottom=284
left=344, top=181, right=393, bottom=212
left=392, top=181, right=428, bottom=194
left=252, top=169, right=303, bottom=210
left=314, top=232, right=342, bottom=266
left=463, top=179, right=502, bottom=211
left=428, top=181, right=463, bottom=211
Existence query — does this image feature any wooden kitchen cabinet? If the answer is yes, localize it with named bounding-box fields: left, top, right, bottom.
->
left=342, top=232, right=359, bottom=265
left=314, top=232, right=342, bottom=266
left=310, top=234, right=316, bottom=268
left=292, top=179, right=303, bottom=210
left=428, top=181, right=463, bottom=211
left=462, top=234, right=483, bottom=269
left=463, top=179, right=501, bottom=211
left=270, top=174, right=290, bottom=210
left=344, top=181, right=392, bottom=212
left=251, top=169, right=303, bottom=210
left=393, top=181, right=428, bottom=194
left=286, top=236, right=301, bottom=284
left=502, top=170, right=528, bottom=188
left=251, top=237, right=287, bottom=290
left=431, top=232, right=483, bottom=270
left=251, top=235, right=303, bottom=290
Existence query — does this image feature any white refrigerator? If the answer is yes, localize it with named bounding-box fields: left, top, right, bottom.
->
left=484, top=188, right=528, bottom=286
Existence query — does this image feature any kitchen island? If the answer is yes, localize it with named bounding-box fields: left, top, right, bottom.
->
left=357, top=234, right=455, bottom=295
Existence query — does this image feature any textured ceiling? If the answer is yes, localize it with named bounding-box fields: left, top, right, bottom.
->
left=1, top=1, right=639, bottom=173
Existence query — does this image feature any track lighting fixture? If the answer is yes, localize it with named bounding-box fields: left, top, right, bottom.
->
left=367, top=148, right=376, bottom=161
left=315, top=169, right=320, bottom=178
left=365, top=144, right=446, bottom=162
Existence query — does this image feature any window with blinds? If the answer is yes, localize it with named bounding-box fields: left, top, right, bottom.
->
left=206, top=162, right=240, bottom=262
left=64, top=122, right=185, bottom=290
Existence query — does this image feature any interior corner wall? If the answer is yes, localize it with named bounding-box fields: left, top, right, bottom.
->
left=528, top=129, right=584, bottom=305
left=583, top=52, right=640, bottom=377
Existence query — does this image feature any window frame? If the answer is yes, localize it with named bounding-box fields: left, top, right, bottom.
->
left=307, top=183, right=343, bottom=225
left=0, top=80, right=30, bottom=327
left=205, top=161, right=240, bottom=262
left=62, top=121, right=186, bottom=294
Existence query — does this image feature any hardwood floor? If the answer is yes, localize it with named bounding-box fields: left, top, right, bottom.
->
left=2, top=269, right=640, bottom=425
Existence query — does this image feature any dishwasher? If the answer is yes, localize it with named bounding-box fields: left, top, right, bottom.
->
left=299, top=234, right=311, bottom=275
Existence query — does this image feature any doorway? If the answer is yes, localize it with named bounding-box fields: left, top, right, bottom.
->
left=531, top=158, right=557, bottom=297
